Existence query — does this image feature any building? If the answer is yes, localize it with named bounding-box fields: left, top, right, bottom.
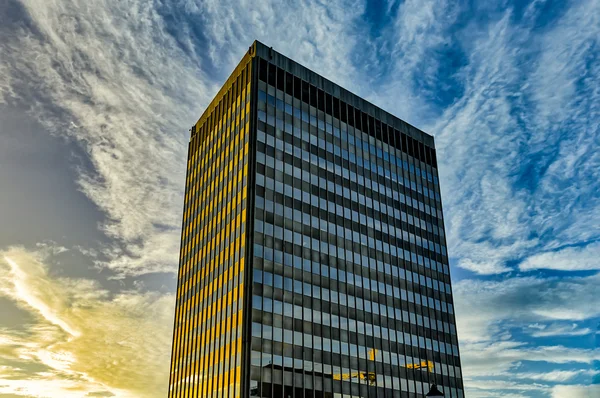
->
left=169, top=40, right=464, bottom=398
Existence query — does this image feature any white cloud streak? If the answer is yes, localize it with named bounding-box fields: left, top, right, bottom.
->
left=520, top=242, right=600, bottom=271
left=3, top=255, right=80, bottom=338
left=461, top=341, right=600, bottom=377
left=516, top=370, right=599, bottom=383
left=526, top=323, right=593, bottom=338
left=551, top=384, right=600, bottom=398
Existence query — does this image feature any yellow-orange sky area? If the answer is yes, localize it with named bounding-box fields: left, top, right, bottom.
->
left=0, top=247, right=174, bottom=397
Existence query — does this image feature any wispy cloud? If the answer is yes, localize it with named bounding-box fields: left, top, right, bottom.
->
left=3, top=254, right=80, bottom=338
left=4, top=0, right=595, bottom=279
left=433, top=10, right=538, bottom=274
left=516, top=370, right=599, bottom=383
left=0, top=247, right=173, bottom=397
left=461, top=341, right=600, bottom=377
left=430, top=0, right=600, bottom=275
left=454, top=273, right=600, bottom=393
left=454, top=274, right=600, bottom=343
left=520, top=242, right=600, bottom=271
left=346, top=0, right=468, bottom=128
left=1, top=0, right=214, bottom=276
left=187, top=0, right=368, bottom=92
left=526, top=323, right=593, bottom=338
left=464, top=378, right=549, bottom=397
left=551, top=384, right=600, bottom=398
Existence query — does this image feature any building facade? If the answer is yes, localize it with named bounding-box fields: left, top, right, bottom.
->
left=169, top=41, right=464, bottom=398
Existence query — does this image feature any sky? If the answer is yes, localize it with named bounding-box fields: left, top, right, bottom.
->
left=0, top=0, right=599, bottom=397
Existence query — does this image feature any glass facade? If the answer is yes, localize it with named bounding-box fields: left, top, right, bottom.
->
left=169, top=54, right=252, bottom=398
left=170, top=41, right=463, bottom=398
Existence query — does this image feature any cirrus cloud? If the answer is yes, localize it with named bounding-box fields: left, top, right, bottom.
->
left=520, top=242, right=600, bottom=272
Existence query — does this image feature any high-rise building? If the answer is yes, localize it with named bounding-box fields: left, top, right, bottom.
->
left=169, top=41, right=464, bottom=398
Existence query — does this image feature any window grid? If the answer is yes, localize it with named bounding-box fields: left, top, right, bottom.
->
left=248, top=59, right=463, bottom=398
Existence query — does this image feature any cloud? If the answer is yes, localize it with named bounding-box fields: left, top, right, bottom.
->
left=461, top=341, right=600, bottom=378
left=465, top=378, right=549, bottom=396
left=455, top=257, right=512, bottom=275
left=453, top=273, right=600, bottom=343
left=0, top=0, right=213, bottom=276
left=551, top=384, right=600, bottom=398
left=431, top=10, right=539, bottom=274
left=430, top=0, right=600, bottom=275
left=366, top=0, right=461, bottom=124
left=3, top=0, right=594, bottom=280
left=0, top=247, right=173, bottom=397
left=526, top=323, right=593, bottom=338
left=461, top=344, right=600, bottom=396
left=454, top=273, right=600, bottom=393
left=516, top=370, right=599, bottom=383
left=191, top=0, right=366, bottom=88
left=520, top=242, right=600, bottom=271
left=3, top=255, right=80, bottom=338
left=0, top=60, right=14, bottom=104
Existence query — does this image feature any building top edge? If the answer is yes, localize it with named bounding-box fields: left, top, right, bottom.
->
left=251, top=40, right=435, bottom=148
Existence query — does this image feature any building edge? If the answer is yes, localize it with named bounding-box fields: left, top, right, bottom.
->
left=241, top=54, right=259, bottom=398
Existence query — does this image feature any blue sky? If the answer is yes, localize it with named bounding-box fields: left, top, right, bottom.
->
left=0, top=0, right=599, bottom=397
